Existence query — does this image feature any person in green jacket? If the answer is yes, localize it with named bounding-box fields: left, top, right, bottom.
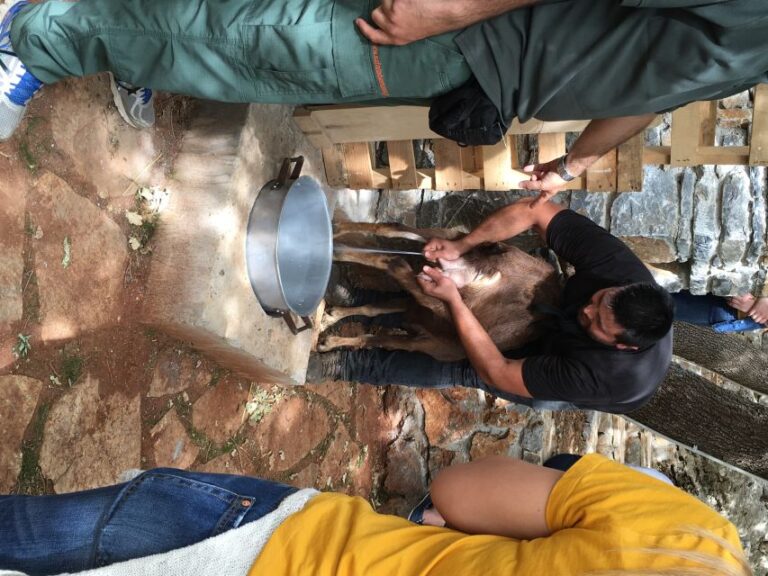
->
left=1, top=0, right=766, bottom=199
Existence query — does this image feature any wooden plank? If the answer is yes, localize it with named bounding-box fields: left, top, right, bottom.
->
left=696, top=146, right=750, bottom=165
left=462, top=146, right=483, bottom=173
left=482, top=137, right=516, bottom=191
left=508, top=135, right=520, bottom=169
left=671, top=103, right=701, bottom=166
left=513, top=118, right=590, bottom=135
left=538, top=133, right=566, bottom=164
left=432, top=139, right=464, bottom=191
left=749, top=84, right=768, bottom=165
left=617, top=132, right=645, bottom=191
left=644, top=146, right=751, bottom=166
left=586, top=150, right=618, bottom=192
left=645, top=146, right=671, bottom=164
left=386, top=140, right=418, bottom=189
left=302, top=105, right=590, bottom=143
left=371, top=168, right=426, bottom=188
left=321, top=145, right=347, bottom=188
left=343, top=143, right=376, bottom=189
left=700, top=100, right=718, bottom=146
left=292, top=107, right=334, bottom=148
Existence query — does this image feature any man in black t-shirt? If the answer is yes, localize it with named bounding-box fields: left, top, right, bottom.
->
left=310, top=199, right=674, bottom=414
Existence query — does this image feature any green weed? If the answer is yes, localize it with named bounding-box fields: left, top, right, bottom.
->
left=13, top=333, right=32, bottom=359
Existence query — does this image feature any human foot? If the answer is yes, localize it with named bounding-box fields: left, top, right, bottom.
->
left=747, top=296, right=768, bottom=325
left=726, top=293, right=756, bottom=314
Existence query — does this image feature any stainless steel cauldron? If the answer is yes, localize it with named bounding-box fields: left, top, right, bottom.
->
left=245, top=156, right=332, bottom=334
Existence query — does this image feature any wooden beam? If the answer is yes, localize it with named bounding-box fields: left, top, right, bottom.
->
left=538, top=133, right=566, bottom=163
left=296, top=105, right=590, bottom=144
left=321, top=145, right=347, bottom=188
left=386, top=140, right=418, bottom=189
left=617, top=132, right=645, bottom=191
left=749, top=84, right=768, bottom=165
left=696, top=146, right=750, bottom=165
left=701, top=100, right=718, bottom=147
left=645, top=147, right=671, bottom=164
left=586, top=150, right=618, bottom=192
left=432, top=139, right=464, bottom=191
left=292, top=107, right=334, bottom=148
left=343, top=143, right=376, bottom=189
left=482, top=137, right=517, bottom=191
left=671, top=102, right=703, bottom=166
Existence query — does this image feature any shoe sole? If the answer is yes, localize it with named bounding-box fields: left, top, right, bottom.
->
left=108, top=72, right=148, bottom=130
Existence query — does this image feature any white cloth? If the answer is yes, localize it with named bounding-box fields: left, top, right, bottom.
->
left=0, top=489, right=317, bottom=576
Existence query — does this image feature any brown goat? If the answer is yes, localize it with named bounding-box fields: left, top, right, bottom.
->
left=318, top=222, right=561, bottom=362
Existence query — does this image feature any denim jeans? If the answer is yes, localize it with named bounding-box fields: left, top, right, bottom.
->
left=671, top=291, right=737, bottom=326
left=671, top=291, right=766, bottom=332
left=340, top=348, right=579, bottom=411
left=0, top=468, right=297, bottom=576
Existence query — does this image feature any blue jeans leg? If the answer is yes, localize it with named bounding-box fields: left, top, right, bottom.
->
left=0, top=469, right=297, bottom=576
left=340, top=349, right=578, bottom=411
left=0, top=483, right=125, bottom=575
left=672, top=291, right=737, bottom=326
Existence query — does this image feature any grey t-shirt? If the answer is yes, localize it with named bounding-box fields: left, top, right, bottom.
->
left=454, top=0, right=768, bottom=122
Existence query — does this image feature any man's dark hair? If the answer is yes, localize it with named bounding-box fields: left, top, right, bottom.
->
left=609, top=283, right=675, bottom=347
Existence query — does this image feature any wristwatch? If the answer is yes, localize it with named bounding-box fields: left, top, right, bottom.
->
left=556, top=154, right=576, bottom=182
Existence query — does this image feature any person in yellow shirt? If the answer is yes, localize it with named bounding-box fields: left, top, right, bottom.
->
left=0, top=454, right=751, bottom=576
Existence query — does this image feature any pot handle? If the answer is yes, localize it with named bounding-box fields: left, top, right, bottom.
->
left=282, top=312, right=313, bottom=336
left=274, top=156, right=304, bottom=188
left=264, top=308, right=313, bottom=335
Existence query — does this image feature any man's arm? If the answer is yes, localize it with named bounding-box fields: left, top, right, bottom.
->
left=417, top=266, right=531, bottom=398
left=423, top=198, right=563, bottom=261
left=355, top=0, right=544, bottom=46
left=520, top=113, right=657, bottom=203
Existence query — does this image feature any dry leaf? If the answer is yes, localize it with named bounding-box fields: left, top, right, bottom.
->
left=125, top=211, right=144, bottom=226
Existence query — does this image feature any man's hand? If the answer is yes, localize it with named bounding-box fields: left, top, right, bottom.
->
left=355, top=0, right=461, bottom=46
left=423, top=238, right=464, bottom=262
left=355, top=0, right=537, bottom=46
left=416, top=265, right=462, bottom=303
left=519, top=158, right=570, bottom=206
left=520, top=114, right=656, bottom=205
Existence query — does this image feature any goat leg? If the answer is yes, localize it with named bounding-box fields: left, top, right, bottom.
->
left=317, top=330, right=465, bottom=362
left=320, top=299, right=409, bottom=332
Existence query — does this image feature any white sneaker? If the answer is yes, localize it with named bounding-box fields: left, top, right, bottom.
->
left=0, top=0, right=43, bottom=141
left=109, top=73, right=155, bottom=129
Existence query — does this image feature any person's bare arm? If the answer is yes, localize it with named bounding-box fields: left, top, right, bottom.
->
left=430, top=456, right=563, bottom=539
left=521, top=113, right=657, bottom=204
left=417, top=266, right=531, bottom=398
left=356, top=0, right=542, bottom=46
left=423, top=198, right=563, bottom=262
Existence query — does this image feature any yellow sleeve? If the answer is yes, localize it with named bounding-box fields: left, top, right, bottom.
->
left=545, top=454, right=744, bottom=566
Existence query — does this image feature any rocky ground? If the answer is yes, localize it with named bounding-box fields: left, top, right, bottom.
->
left=0, top=76, right=766, bottom=573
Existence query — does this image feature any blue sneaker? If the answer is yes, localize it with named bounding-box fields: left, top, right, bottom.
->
left=109, top=73, right=155, bottom=129
left=0, top=0, right=43, bottom=141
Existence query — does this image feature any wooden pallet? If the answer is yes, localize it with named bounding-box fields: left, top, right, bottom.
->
left=294, top=85, right=768, bottom=192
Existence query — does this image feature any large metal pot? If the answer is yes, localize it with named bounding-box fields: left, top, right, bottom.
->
left=245, top=156, right=332, bottom=334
